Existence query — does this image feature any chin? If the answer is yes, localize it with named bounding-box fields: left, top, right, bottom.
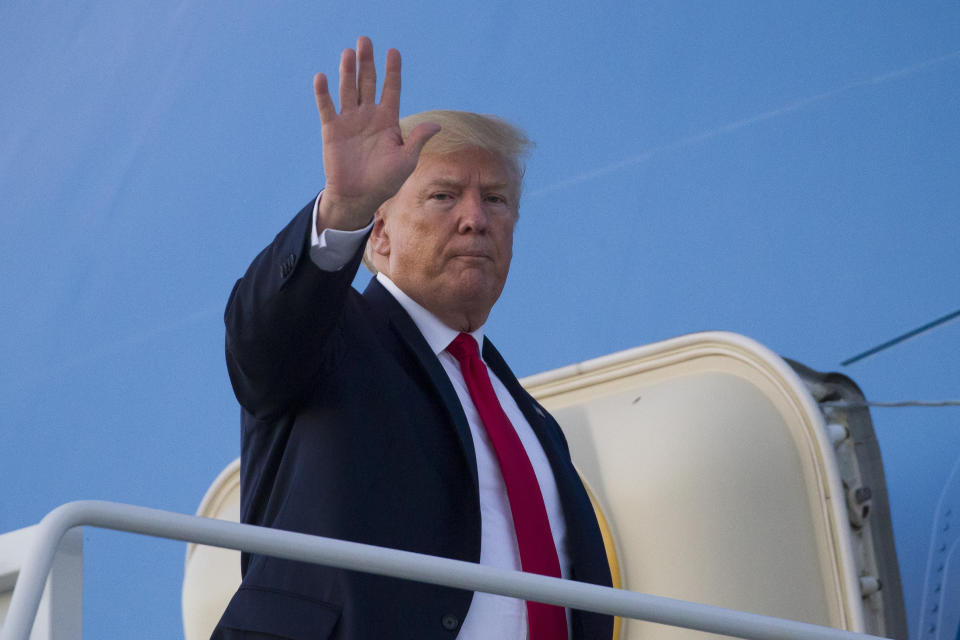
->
left=440, top=275, right=498, bottom=309
left=457, top=270, right=502, bottom=295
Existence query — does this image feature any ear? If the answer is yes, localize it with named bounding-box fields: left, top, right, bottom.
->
left=369, top=209, right=390, bottom=258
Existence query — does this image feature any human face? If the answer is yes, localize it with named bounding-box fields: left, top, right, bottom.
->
left=371, top=147, right=519, bottom=332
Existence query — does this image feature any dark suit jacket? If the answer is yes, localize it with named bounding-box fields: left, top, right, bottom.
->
left=213, top=200, right=613, bottom=639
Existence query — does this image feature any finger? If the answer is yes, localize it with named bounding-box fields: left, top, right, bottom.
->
left=356, top=36, right=377, bottom=105
left=339, top=47, right=357, bottom=111
left=405, top=122, right=442, bottom=158
left=380, top=48, right=402, bottom=116
left=313, top=73, right=337, bottom=123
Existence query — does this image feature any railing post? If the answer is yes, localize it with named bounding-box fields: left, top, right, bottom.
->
left=1, top=503, right=90, bottom=640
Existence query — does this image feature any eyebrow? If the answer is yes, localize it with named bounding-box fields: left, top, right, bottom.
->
left=422, top=177, right=512, bottom=192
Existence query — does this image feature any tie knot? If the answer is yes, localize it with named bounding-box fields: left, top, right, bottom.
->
left=446, top=332, right=479, bottom=364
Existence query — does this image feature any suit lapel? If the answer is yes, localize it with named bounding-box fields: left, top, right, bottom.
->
left=482, top=337, right=559, bottom=456
left=483, top=337, right=599, bottom=566
left=362, top=278, right=478, bottom=485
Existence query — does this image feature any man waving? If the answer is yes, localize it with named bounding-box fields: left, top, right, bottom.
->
left=215, top=37, right=613, bottom=640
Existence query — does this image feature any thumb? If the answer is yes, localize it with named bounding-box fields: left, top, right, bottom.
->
left=405, top=122, right=442, bottom=158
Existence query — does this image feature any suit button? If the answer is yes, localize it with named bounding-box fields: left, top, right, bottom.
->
left=440, top=613, right=460, bottom=631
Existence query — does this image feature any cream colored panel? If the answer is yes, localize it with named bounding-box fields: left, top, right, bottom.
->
left=182, top=459, right=242, bottom=640
left=523, top=332, right=861, bottom=639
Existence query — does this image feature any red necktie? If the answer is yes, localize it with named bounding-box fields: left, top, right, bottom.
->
left=446, top=333, right=568, bottom=640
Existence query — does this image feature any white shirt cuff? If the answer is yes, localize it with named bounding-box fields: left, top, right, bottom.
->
left=309, top=192, right=374, bottom=272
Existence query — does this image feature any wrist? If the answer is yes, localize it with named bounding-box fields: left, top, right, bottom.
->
left=316, top=191, right=376, bottom=233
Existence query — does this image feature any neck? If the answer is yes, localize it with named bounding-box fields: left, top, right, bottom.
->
left=436, top=309, right=487, bottom=334
left=375, top=272, right=491, bottom=334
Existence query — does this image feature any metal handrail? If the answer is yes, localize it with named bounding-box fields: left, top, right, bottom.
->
left=1, top=500, right=892, bottom=640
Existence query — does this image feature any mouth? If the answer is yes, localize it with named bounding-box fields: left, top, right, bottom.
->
left=450, top=251, right=491, bottom=260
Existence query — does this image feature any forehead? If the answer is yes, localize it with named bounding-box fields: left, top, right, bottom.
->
left=412, top=148, right=518, bottom=189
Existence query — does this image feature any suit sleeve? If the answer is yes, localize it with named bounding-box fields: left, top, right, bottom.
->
left=224, top=199, right=368, bottom=419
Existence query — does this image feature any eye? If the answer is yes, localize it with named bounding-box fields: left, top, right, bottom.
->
left=430, top=193, right=453, bottom=201
left=484, top=194, right=506, bottom=204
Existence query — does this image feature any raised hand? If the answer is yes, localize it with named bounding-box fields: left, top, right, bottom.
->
left=313, top=36, right=440, bottom=231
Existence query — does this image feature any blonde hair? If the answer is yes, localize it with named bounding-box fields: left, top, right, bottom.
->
left=400, top=110, right=532, bottom=179
left=363, top=110, right=533, bottom=274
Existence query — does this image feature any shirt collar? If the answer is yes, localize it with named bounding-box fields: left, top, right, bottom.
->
left=376, top=273, right=485, bottom=356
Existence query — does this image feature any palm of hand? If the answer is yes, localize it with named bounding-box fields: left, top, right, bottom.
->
left=313, top=38, right=439, bottom=231
left=320, top=109, right=416, bottom=217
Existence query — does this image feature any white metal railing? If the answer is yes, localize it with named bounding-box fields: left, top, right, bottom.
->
left=1, top=501, right=893, bottom=640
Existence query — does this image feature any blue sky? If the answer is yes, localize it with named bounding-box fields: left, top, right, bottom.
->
left=2, top=2, right=958, bottom=638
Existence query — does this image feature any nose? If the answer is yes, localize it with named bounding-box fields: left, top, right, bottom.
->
left=456, top=192, right=489, bottom=234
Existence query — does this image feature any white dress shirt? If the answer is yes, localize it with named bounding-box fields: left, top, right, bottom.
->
left=308, top=196, right=571, bottom=639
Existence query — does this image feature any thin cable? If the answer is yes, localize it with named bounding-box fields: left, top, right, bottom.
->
left=841, top=308, right=960, bottom=366
left=821, top=400, right=960, bottom=409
